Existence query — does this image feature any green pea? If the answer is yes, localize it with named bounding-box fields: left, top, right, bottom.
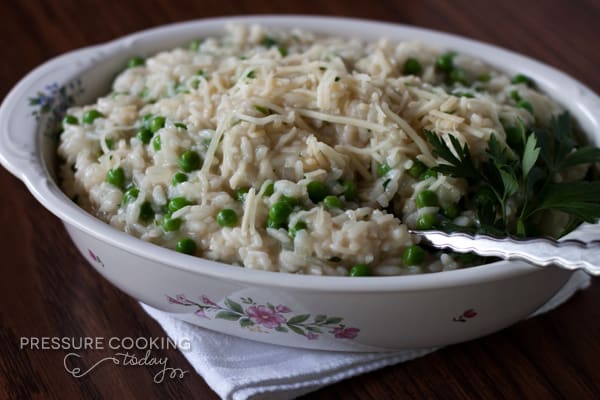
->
left=139, top=201, right=155, bottom=222
left=349, top=264, right=370, bottom=277
left=403, top=57, right=422, bottom=75
left=278, top=46, right=288, bottom=57
left=416, top=213, right=437, bottom=230
left=340, top=179, right=357, bottom=201
left=307, top=181, right=327, bottom=203
left=517, top=100, right=533, bottom=113
left=403, top=245, right=425, bottom=266
left=136, top=127, right=153, bottom=144
left=149, top=116, right=166, bottom=133
left=435, top=52, right=456, bottom=72
left=455, top=251, right=480, bottom=266
left=82, top=109, right=104, bottom=124
left=162, top=215, right=182, bottom=231
left=63, top=115, right=78, bottom=125
left=178, top=150, right=202, bottom=172
left=289, top=220, right=307, bottom=238
left=416, top=190, right=438, bottom=208
left=127, top=56, right=145, bottom=68
left=376, top=163, right=391, bottom=177
left=267, top=217, right=283, bottom=229
left=188, top=39, right=201, bottom=51
left=511, top=74, right=534, bottom=87
left=323, top=195, right=342, bottom=209
left=122, top=187, right=139, bottom=205
left=261, top=181, right=274, bottom=197
left=168, top=197, right=190, bottom=213
left=142, top=113, right=154, bottom=125
left=106, top=167, right=125, bottom=189
left=152, top=135, right=161, bottom=151
left=104, top=138, right=115, bottom=150
left=510, top=90, right=522, bottom=102
left=448, top=68, right=467, bottom=85
left=477, top=73, right=491, bottom=82
left=442, top=203, right=460, bottom=219
left=261, top=36, right=278, bottom=48
left=408, top=160, right=427, bottom=179
left=268, top=201, right=293, bottom=227
left=176, top=238, right=196, bottom=255
left=235, top=187, right=250, bottom=202
left=420, top=168, right=438, bottom=180
left=172, top=172, right=188, bottom=186
left=217, top=208, right=238, bottom=227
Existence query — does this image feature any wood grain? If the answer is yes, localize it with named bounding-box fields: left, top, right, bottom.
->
left=0, top=1, right=598, bottom=399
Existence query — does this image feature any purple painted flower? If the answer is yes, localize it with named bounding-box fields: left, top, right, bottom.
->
left=195, top=309, right=208, bottom=319
left=275, top=305, right=291, bottom=313
left=246, top=305, right=286, bottom=329
left=306, top=332, right=319, bottom=340
left=88, top=249, right=97, bottom=261
left=201, top=295, right=217, bottom=306
left=331, top=326, right=360, bottom=339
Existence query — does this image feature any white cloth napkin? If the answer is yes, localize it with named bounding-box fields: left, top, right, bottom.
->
left=141, top=271, right=590, bottom=400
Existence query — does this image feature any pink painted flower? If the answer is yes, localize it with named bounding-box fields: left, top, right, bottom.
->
left=195, top=309, right=208, bottom=319
left=331, top=326, right=360, bottom=339
left=201, top=295, right=217, bottom=306
left=463, top=309, right=478, bottom=319
left=166, top=294, right=193, bottom=305
left=275, top=305, right=291, bottom=313
left=306, top=332, right=319, bottom=340
left=246, top=305, right=286, bottom=329
left=88, top=249, right=97, bottom=261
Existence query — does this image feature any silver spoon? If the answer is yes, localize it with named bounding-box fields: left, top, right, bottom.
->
left=411, top=230, right=600, bottom=276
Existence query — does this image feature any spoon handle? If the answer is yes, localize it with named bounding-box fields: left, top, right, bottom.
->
left=412, top=230, right=600, bottom=276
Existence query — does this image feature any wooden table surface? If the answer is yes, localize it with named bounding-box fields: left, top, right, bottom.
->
left=1, top=1, right=599, bottom=399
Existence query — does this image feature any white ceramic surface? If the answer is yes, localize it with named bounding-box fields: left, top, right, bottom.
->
left=1, top=16, right=599, bottom=351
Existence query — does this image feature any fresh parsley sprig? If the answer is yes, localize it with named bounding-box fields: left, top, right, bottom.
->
left=425, top=111, right=600, bottom=237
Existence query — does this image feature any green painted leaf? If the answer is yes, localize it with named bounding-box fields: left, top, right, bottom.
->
left=275, top=326, right=288, bottom=332
left=314, top=315, right=327, bottom=324
left=225, top=298, right=244, bottom=314
left=305, top=326, right=322, bottom=333
left=325, top=317, right=343, bottom=325
left=287, top=324, right=305, bottom=336
left=239, top=318, right=254, bottom=327
left=215, top=311, right=241, bottom=321
left=287, top=314, right=310, bottom=325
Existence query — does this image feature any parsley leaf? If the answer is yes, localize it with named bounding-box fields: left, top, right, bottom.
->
left=424, top=111, right=600, bottom=237
left=424, top=129, right=479, bottom=181
left=521, top=133, right=541, bottom=178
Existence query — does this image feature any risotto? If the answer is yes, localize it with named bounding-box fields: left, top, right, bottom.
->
left=58, top=24, right=583, bottom=276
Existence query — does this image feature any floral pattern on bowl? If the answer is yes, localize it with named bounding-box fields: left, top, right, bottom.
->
left=453, top=308, right=478, bottom=322
left=28, top=80, right=84, bottom=138
left=167, top=294, right=360, bottom=340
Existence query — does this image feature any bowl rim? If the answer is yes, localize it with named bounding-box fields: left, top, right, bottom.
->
left=3, top=14, right=598, bottom=292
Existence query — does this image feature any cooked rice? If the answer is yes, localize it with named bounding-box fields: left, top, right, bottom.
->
left=58, top=24, right=563, bottom=275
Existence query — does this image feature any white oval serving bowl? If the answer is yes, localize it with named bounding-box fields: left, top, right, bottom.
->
left=1, top=16, right=599, bottom=352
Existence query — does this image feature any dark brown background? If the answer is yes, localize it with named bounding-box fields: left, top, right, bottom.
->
left=1, top=1, right=599, bottom=399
